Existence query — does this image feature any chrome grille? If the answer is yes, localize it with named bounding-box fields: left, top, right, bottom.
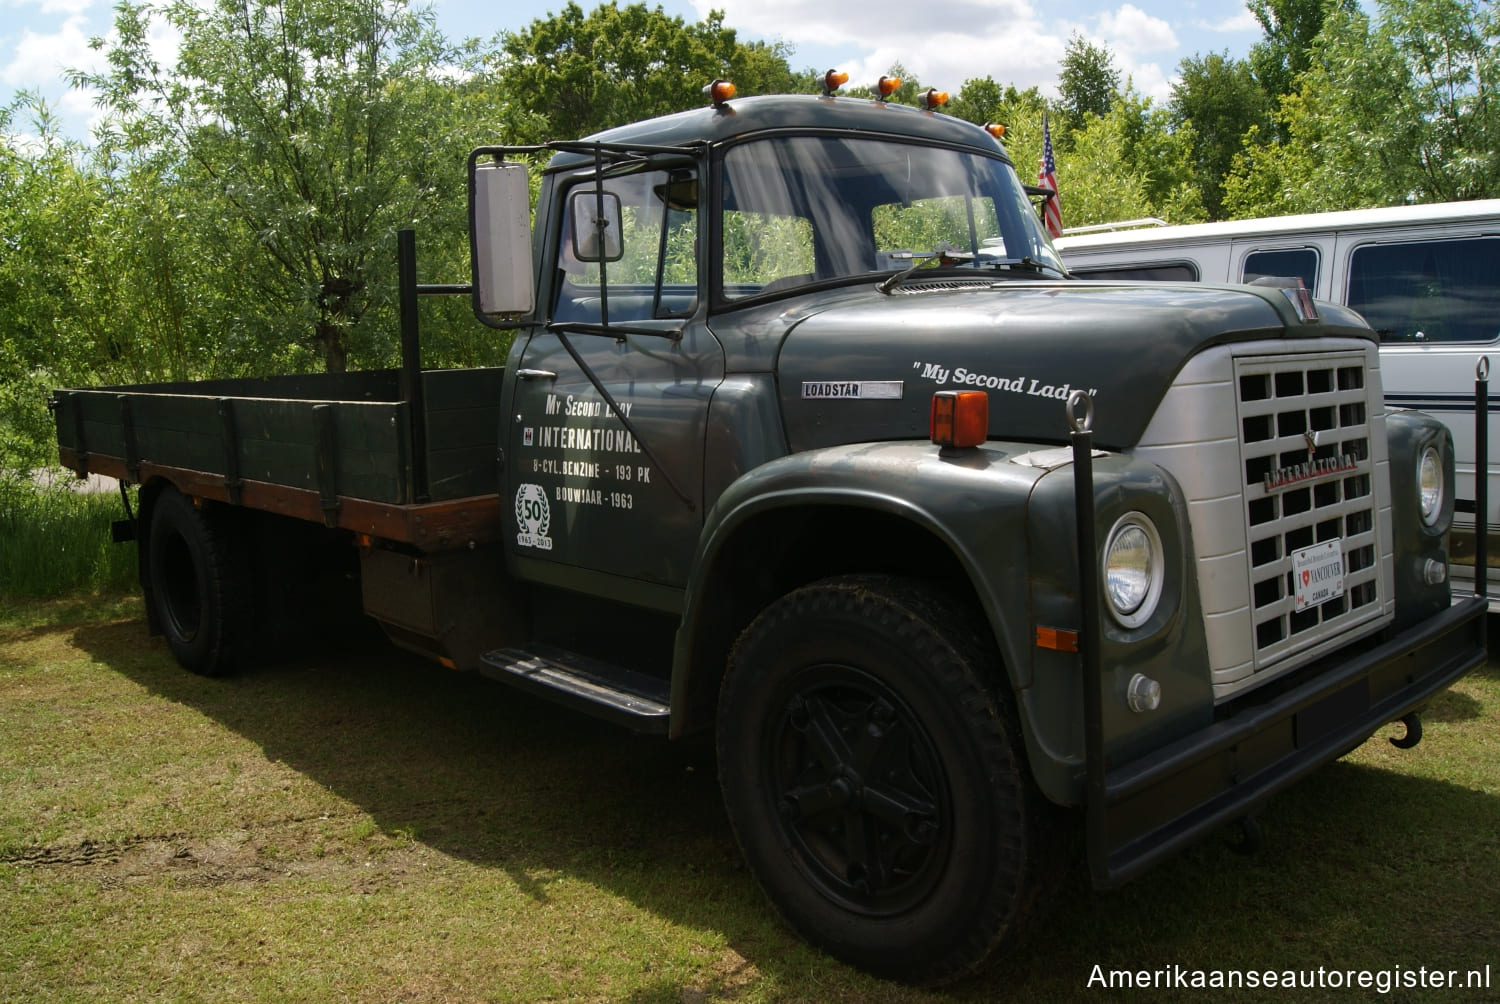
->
left=1236, top=352, right=1382, bottom=662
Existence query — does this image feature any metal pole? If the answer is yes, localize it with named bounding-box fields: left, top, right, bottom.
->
left=1476, top=356, right=1489, bottom=598
left=1068, top=390, right=1107, bottom=883
left=398, top=229, right=430, bottom=504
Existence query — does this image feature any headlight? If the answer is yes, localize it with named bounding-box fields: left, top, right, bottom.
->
left=1103, top=513, right=1164, bottom=629
left=1418, top=446, right=1443, bottom=526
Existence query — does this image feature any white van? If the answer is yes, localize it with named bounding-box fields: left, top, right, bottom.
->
left=1057, top=200, right=1500, bottom=602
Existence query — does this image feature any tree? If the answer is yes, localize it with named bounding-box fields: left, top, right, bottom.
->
left=0, top=96, right=108, bottom=471
left=1058, top=33, right=1121, bottom=133
left=78, top=0, right=481, bottom=373
left=492, top=2, right=797, bottom=143
left=1225, top=0, right=1500, bottom=214
left=1248, top=0, right=1359, bottom=103
left=1170, top=52, right=1271, bottom=218
left=948, top=77, right=1047, bottom=133
left=1058, top=92, right=1206, bottom=229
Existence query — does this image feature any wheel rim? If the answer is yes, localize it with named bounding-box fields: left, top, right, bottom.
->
left=764, top=665, right=952, bottom=916
left=156, top=529, right=202, bottom=642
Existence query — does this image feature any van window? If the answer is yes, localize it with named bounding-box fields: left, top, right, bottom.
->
left=1069, top=262, right=1199, bottom=282
left=1347, top=237, right=1500, bottom=343
left=1242, top=248, right=1318, bottom=291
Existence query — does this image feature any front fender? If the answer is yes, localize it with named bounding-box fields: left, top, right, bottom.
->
left=676, top=441, right=1050, bottom=714
left=674, top=438, right=1217, bottom=810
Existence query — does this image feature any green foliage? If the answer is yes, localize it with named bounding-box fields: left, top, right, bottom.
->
left=0, top=477, right=138, bottom=598
left=1171, top=51, right=1272, bottom=219
left=491, top=2, right=798, bottom=143
left=1248, top=0, right=1359, bottom=106
left=1226, top=0, right=1500, bottom=214
left=1058, top=33, right=1121, bottom=135
left=722, top=212, right=814, bottom=285
left=0, top=98, right=109, bottom=471
left=77, top=0, right=487, bottom=373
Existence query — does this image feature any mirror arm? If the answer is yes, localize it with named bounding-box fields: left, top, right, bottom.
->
left=593, top=145, right=610, bottom=329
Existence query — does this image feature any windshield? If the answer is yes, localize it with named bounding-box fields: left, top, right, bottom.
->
left=718, top=134, right=1066, bottom=299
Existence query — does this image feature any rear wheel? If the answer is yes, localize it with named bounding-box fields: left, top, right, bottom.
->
left=716, top=575, right=1042, bottom=985
left=146, top=488, right=249, bottom=676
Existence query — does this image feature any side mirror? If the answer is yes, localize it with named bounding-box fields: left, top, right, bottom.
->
left=571, top=190, right=624, bottom=262
left=470, top=160, right=535, bottom=318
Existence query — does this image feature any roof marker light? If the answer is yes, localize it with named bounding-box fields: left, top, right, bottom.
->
left=920, top=88, right=948, bottom=110
left=984, top=122, right=1007, bottom=138
left=876, top=75, right=902, bottom=102
left=822, top=69, right=849, bottom=96
left=704, top=79, right=737, bottom=108
left=930, top=390, right=988, bottom=449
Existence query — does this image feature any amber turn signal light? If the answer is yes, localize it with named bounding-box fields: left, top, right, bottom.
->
left=930, top=390, right=989, bottom=448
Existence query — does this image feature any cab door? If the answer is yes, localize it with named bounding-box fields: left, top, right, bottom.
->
left=505, top=166, right=722, bottom=591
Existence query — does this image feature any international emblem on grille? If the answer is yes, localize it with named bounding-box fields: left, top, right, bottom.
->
left=1263, top=427, right=1357, bottom=492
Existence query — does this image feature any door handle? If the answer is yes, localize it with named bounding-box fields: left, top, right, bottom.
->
left=517, top=369, right=557, bottom=381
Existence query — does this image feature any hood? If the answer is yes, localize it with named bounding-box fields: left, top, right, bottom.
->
left=772, top=280, right=1372, bottom=452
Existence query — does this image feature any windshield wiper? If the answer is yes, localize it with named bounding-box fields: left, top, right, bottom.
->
left=973, top=255, right=1069, bottom=279
left=878, top=248, right=1067, bottom=293
left=875, top=245, right=970, bottom=294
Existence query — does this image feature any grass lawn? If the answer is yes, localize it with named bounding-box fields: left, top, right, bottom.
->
left=1, top=593, right=1496, bottom=1002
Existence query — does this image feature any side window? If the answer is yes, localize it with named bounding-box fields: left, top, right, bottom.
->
left=1242, top=247, right=1319, bottom=291
left=873, top=195, right=1002, bottom=264
left=553, top=170, right=698, bottom=323
left=722, top=211, right=816, bottom=295
left=1348, top=237, right=1500, bottom=343
left=1069, top=262, right=1199, bottom=282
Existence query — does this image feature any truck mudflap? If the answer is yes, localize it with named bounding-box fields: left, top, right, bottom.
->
left=1088, top=594, right=1487, bottom=887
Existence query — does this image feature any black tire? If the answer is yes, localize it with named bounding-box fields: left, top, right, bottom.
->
left=146, top=488, right=250, bottom=676
left=716, top=575, right=1042, bottom=986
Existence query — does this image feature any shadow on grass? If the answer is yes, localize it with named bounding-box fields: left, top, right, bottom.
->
left=70, top=614, right=1499, bottom=1001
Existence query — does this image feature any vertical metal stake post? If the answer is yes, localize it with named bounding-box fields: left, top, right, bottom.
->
left=1068, top=390, right=1108, bottom=884
left=398, top=229, right=430, bottom=504
left=1476, top=356, right=1489, bottom=598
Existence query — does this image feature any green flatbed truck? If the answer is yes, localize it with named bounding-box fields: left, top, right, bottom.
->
left=52, top=86, right=1489, bottom=985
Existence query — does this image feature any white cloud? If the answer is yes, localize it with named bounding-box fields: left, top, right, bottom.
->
left=1119, top=59, right=1173, bottom=102
left=1, top=15, right=102, bottom=87
left=1199, top=9, right=1258, bottom=32
left=689, top=0, right=1068, bottom=95
left=0, top=0, right=97, bottom=14
left=695, top=0, right=1040, bottom=46
left=1096, top=4, right=1176, bottom=54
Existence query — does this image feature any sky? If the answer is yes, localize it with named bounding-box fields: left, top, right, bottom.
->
left=0, top=0, right=1266, bottom=143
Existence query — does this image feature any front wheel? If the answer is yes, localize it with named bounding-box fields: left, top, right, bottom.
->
left=716, top=575, right=1043, bottom=985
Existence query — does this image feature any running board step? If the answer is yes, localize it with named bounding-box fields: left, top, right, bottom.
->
left=478, top=644, right=671, bottom=733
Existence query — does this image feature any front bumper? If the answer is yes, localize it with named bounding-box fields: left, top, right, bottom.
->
left=1091, top=594, right=1488, bottom=887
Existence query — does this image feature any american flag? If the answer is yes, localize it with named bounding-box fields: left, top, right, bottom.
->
left=1038, top=113, right=1062, bottom=238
